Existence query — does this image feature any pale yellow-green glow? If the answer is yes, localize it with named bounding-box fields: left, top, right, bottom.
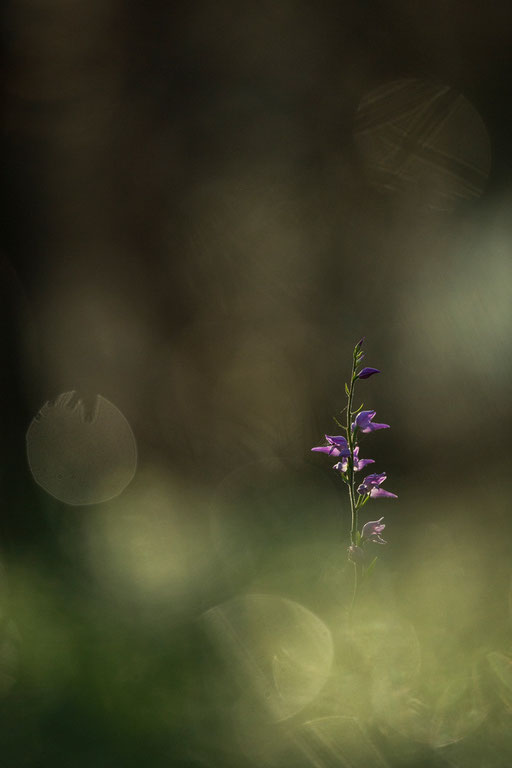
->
left=3, top=480, right=512, bottom=766
left=200, top=594, right=334, bottom=722
left=84, top=469, right=212, bottom=604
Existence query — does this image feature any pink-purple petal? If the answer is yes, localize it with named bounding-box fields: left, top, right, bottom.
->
left=367, top=422, right=390, bottom=431
left=312, top=444, right=350, bottom=458
left=352, top=410, right=376, bottom=432
left=355, top=458, right=375, bottom=470
left=362, top=517, right=385, bottom=535
left=352, top=410, right=390, bottom=433
left=370, top=488, right=397, bottom=499
left=363, top=472, right=387, bottom=486
left=361, top=517, right=387, bottom=543
left=325, top=435, right=348, bottom=447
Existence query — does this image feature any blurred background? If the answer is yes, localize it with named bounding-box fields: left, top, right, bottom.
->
left=1, top=1, right=512, bottom=765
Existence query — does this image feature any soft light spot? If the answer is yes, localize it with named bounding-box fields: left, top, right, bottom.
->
left=26, top=391, right=137, bottom=505
left=200, top=593, right=333, bottom=721
left=354, top=79, right=491, bottom=211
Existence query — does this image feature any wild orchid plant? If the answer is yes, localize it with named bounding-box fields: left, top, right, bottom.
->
left=312, top=338, right=397, bottom=592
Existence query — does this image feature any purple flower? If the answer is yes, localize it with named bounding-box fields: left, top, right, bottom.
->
left=333, top=446, right=375, bottom=473
left=348, top=544, right=366, bottom=563
left=311, top=435, right=351, bottom=458
left=357, top=472, right=397, bottom=499
left=358, top=367, right=380, bottom=379
left=361, top=517, right=387, bottom=544
left=352, top=410, right=390, bottom=433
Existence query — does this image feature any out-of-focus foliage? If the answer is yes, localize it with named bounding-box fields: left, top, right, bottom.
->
left=2, top=0, right=512, bottom=766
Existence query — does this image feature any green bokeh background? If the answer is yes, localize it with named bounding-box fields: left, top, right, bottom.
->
left=1, top=1, right=512, bottom=766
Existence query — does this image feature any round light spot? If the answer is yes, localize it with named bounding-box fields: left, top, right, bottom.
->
left=354, top=79, right=491, bottom=210
left=26, top=391, right=137, bottom=505
left=200, top=593, right=333, bottom=721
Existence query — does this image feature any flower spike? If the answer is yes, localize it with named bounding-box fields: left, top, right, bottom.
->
left=310, top=337, right=396, bottom=592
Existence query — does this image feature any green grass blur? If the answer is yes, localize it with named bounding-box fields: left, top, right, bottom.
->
left=2, top=465, right=512, bottom=766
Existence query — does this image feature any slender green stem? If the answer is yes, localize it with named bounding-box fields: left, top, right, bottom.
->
left=349, top=561, right=359, bottom=618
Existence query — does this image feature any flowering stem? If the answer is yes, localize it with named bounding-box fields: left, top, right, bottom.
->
left=346, top=346, right=358, bottom=545
left=311, top=337, right=395, bottom=615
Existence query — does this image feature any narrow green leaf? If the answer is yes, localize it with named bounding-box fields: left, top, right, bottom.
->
left=345, top=383, right=350, bottom=396
left=362, top=557, right=378, bottom=582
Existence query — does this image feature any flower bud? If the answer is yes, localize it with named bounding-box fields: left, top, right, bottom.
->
left=358, top=367, right=380, bottom=379
left=348, top=544, right=366, bottom=564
